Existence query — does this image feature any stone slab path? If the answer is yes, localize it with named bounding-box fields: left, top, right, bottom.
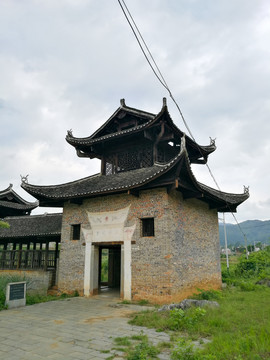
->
left=0, top=294, right=171, bottom=360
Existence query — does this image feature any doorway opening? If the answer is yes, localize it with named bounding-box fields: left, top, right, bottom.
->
left=98, top=245, right=121, bottom=296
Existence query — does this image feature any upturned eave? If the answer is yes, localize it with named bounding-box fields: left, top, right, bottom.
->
left=66, top=99, right=216, bottom=163
left=21, top=147, right=248, bottom=213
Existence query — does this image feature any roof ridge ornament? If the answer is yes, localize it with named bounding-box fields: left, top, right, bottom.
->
left=163, top=97, right=167, bottom=107
left=67, top=129, right=73, bottom=137
left=180, top=133, right=186, bottom=153
left=243, top=186, right=249, bottom=195
left=120, top=98, right=126, bottom=107
left=210, top=137, right=216, bottom=146
left=20, top=175, right=29, bottom=184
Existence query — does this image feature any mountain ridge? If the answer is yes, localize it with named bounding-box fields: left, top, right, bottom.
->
left=219, top=219, right=270, bottom=247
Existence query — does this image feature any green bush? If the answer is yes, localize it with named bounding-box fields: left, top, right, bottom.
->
left=235, top=248, right=270, bottom=279
left=194, top=289, right=222, bottom=300
left=168, top=307, right=206, bottom=331
left=222, top=248, right=270, bottom=289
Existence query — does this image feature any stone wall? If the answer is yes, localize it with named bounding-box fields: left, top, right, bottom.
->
left=57, top=187, right=221, bottom=303
left=169, top=191, right=221, bottom=302
left=130, top=189, right=173, bottom=302
left=57, top=205, right=87, bottom=293
left=0, top=270, right=54, bottom=295
left=130, top=189, right=221, bottom=303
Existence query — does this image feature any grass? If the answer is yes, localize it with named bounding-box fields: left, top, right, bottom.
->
left=114, top=336, right=132, bottom=347
left=130, top=309, right=171, bottom=330
left=127, top=246, right=270, bottom=360
left=119, top=298, right=152, bottom=306
left=196, top=287, right=270, bottom=359
left=25, top=292, right=77, bottom=305
left=129, top=286, right=270, bottom=359
left=111, top=334, right=161, bottom=359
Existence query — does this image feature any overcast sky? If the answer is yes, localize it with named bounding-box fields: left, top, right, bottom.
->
left=1, top=0, right=269, bottom=224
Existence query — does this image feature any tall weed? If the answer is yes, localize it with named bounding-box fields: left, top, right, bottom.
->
left=127, top=340, right=160, bottom=360
left=171, top=338, right=196, bottom=360
left=169, top=307, right=206, bottom=331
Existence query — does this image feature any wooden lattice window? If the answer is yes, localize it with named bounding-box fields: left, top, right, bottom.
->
left=141, top=146, right=153, bottom=167
left=141, top=218, right=155, bottom=237
left=118, top=149, right=140, bottom=172
left=104, top=145, right=153, bottom=175
left=71, top=224, right=81, bottom=240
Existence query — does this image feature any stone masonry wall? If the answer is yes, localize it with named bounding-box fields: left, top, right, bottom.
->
left=168, top=191, right=221, bottom=303
left=57, top=205, right=87, bottom=294
left=58, top=189, right=169, bottom=294
left=130, top=189, right=173, bottom=302
left=130, top=189, right=221, bottom=304
left=57, top=187, right=221, bottom=303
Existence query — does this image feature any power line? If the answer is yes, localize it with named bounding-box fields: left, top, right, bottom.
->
left=118, top=0, right=196, bottom=144
left=117, top=0, right=167, bottom=90
left=117, top=0, right=249, bottom=245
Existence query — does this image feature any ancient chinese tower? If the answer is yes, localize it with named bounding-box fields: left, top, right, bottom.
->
left=22, top=99, right=248, bottom=303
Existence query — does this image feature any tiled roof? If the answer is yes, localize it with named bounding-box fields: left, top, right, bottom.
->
left=86, top=99, right=156, bottom=140
left=175, top=152, right=249, bottom=210
left=0, top=184, right=39, bottom=211
left=0, top=200, right=37, bottom=211
left=66, top=99, right=216, bottom=158
left=21, top=147, right=249, bottom=212
left=199, top=183, right=250, bottom=207
left=0, top=213, right=62, bottom=239
left=22, top=150, right=185, bottom=201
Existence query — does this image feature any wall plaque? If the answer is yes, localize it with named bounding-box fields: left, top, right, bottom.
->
left=5, top=281, right=26, bottom=309
left=9, top=283, right=25, bottom=301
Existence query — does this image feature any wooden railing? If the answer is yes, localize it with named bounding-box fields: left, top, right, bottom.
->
left=0, top=250, right=57, bottom=270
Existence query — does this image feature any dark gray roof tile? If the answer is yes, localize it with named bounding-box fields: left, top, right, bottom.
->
left=22, top=151, right=183, bottom=200
left=0, top=213, right=62, bottom=239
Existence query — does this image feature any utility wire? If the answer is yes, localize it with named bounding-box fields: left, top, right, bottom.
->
left=117, top=0, right=249, bottom=245
left=120, top=0, right=168, bottom=89
left=119, top=0, right=196, bottom=146
left=117, top=0, right=168, bottom=90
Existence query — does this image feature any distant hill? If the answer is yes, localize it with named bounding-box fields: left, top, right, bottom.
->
left=219, top=220, right=270, bottom=247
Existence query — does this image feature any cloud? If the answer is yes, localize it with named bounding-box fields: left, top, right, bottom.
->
left=0, top=0, right=269, bottom=223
